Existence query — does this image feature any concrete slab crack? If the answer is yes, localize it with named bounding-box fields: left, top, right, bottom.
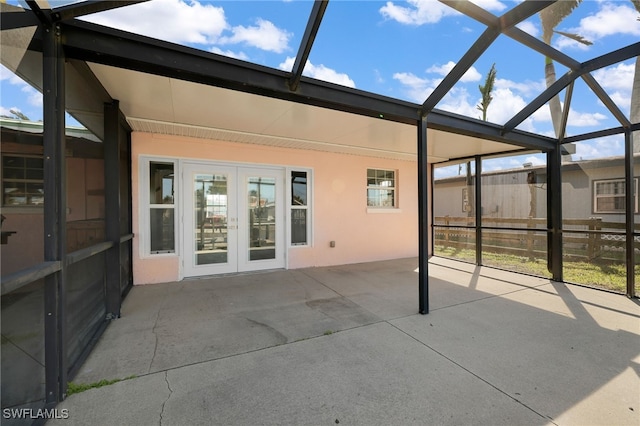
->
left=159, top=371, right=173, bottom=426
left=149, top=307, right=162, bottom=373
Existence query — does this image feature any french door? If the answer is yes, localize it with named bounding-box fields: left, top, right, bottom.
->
left=182, top=163, right=284, bottom=277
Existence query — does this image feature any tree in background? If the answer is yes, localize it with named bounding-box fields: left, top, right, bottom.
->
left=477, top=63, right=497, bottom=122
left=539, top=1, right=590, bottom=138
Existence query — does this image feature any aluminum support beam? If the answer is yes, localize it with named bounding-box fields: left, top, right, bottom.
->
left=104, top=100, right=122, bottom=319
left=61, top=20, right=420, bottom=124
left=505, top=43, right=640, bottom=134
left=424, top=0, right=553, bottom=113
left=50, top=1, right=149, bottom=22
left=42, top=20, right=67, bottom=404
left=418, top=116, right=429, bottom=314
left=57, top=19, right=557, bottom=152
left=422, top=25, right=500, bottom=113
left=289, top=0, right=328, bottom=92
left=25, top=0, right=51, bottom=24
left=442, top=0, right=579, bottom=70
left=582, top=73, right=631, bottom=128
left=0, top=8, right=40, bottom=30
left=558, top=81, right=574, bottom=143
left=625, top=129, right=636, bottom=298
left=563, top=124, right=640, bottom=144
left=547, top=148, right=563, bottom=282
left=427, top=109, right=556, bottom=151
left=475, top=156, right=482, bottom=265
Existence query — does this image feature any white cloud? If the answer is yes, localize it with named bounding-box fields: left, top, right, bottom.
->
left=0, top=65, right=25, bottom=85
left=426, top=61, right=482, bottom=83
left=523, top=155, right=546, bottom=166
left=592, top=61, right=634, bottom=114
left=0, top=65, right=42, bottom=109
left=219, top=19, right=292, bottom=54
left=567, top=109, right=607, bottom=127
left=209, top=47, right=250, bottom=61
left=481, top=87, right=528, bottom=122
left=278, top=57, right=355, bottom=88
left=374, top=69, right=385, bottom=84
left=379, top=0, right=460, bottom=25
left=516, top=20, right=539, bottom=38
left=82, top=0, right=228, bottom=45
left=392, top=72, right=438, bottom=102
left=555, top=2, right=640, bottom=50
left=82, top=0, right=291, bottom=54
left=575, top=2, right=640, bottom=38
left=495, top=77, right=547, bottom=98
left=380, top=0, right=507, bottom=25
left=573, top=135, right=624, bottom=159
left=392, top=69, right=544, bottom=134
left=470, top=0, right=509, bottom=12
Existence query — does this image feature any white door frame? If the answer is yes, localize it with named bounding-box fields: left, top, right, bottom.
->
left=182, top=161, right=285, bottom=277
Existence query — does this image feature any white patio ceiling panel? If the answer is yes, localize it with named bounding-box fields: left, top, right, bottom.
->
left=88, top=62, right=520, bottom=163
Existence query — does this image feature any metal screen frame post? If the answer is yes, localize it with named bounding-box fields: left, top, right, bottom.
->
left=42, top=21, right=67, bottom=404
left=475, top=156, right=482, bottom=265
left=547, top=147, right=563, bottom=282
left=418, top=116, right=430, bottom=314
left=104, top=100, right=122, bottom=317
left=624, top=129, right=636, bottom=298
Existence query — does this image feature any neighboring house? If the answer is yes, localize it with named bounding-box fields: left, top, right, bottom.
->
left=1, top=118, right=107, bottom=276
left=434, top=156, right=640, bottom=226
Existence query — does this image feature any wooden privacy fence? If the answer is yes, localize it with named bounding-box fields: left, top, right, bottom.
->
left=434, top=216, right=640, bottom=261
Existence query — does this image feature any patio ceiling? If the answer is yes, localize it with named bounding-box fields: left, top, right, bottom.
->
left=87, top=62, right=521, bottom=162
left=1, top=0, right=638, bottom=163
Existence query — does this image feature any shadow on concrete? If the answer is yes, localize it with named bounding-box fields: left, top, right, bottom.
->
left=41, top=257, right=639, bottom=425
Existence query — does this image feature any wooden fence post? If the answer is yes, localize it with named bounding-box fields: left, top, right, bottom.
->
left=444, top=216, right=450, bottom=249
left=526, top=217, right=535, bottom=260
left=594, top=217, right=602, bottom=258
left=588, top=218, right=595, bottom=260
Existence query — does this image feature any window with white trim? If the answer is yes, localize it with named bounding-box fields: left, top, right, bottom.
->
left=291, top=170, right=310, bottom=246
left=146, top=160, right=176, bottom=254
left=367, top=168, right=396, bottom=208
left=593, top=178, right=638, bottom=214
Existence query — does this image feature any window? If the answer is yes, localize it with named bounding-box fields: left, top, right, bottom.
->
left=593, top=178, right=638, bottom=214
left=367, top=168, right=395, bottom=208
left=2, top=155, right=44, bottom=206
left=147, top=161, right=176, bottom=254
left=291, top=171, right=309, bottom=245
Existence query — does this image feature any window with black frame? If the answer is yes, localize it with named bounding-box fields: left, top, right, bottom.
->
left=2, top=154, right=44, bottom=206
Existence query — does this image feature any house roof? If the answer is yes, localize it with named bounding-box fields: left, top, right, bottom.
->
left=1, top=1, right=638, bottom=163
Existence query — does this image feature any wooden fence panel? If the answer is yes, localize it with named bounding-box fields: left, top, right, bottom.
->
left=434, top=216, right=638, bottom=263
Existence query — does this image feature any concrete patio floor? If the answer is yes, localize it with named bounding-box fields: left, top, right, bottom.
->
left=51, top=257, right=639, bottom=426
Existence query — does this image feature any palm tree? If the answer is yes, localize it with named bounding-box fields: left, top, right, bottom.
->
left=539, top=0, right=591, bottom=138
left=477, top=63, right=497, bottom=121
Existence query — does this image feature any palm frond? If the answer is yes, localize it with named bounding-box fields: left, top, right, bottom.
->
left=554, top=30, right=593, bottom=46
left=539, top=0, right=583, bottom=43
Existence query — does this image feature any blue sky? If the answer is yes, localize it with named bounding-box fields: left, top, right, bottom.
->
left=1, top=0, right=638, bottom=173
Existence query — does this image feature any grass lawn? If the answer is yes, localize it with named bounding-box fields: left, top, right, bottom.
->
left=434, top=245, right=631, bottom=294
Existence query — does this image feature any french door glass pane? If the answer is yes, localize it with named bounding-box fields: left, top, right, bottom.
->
left=194, top=173, right=228, bottom=265
left=247, top=176, right=276, bottom=261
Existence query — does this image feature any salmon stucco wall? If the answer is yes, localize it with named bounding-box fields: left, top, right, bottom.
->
left=132, top=132, right=424, bottom=285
